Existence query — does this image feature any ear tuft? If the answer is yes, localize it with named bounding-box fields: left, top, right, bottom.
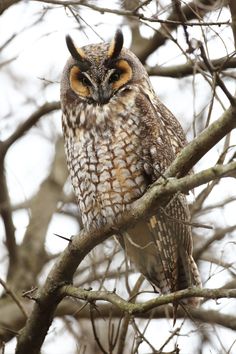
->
left=107, top=29, right=124, bottom=60
left=65, top=35, right=91, bottom=72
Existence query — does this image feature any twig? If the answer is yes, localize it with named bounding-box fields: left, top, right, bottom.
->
left=2, top=101, right=60, bottom=157
left=159, top=206, right=213, bottom=230
left=199, top=43, right=236, bottom=106
left=22, top=287, right=38, bottom=301
left=158, top=327, right=180, bottom=353
left=117, top=275, right=144, bottom=354
left=89, top=303, right=107, bottom=354
left=133, top=0, right=152, bottom=13
left=131, top=317, right=157, bottom=352
left=31, top=0, right=230, bottom=27
left=0, top=278, right=28, bottom=320
left=68, top=6, right=104, bottom=42
left=54, top=233, right=72, bottom=243
left=194, top=224, right=236, bottom=260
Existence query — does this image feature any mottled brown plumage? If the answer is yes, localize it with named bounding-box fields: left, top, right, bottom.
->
left=60, top=30, right=201, bottom=305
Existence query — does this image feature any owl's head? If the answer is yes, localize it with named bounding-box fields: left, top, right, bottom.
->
left=61, top=30, right=148, bottom=106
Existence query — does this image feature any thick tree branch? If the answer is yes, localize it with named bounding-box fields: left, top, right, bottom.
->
left=147, top=55, right=236, bottom=78
left=0, top=0, right=20, bottom=15
left=166, top=105, right=236, bottom=178
left=57, top=299, right=236, bottom=331
left=2, top=292, right=236, bottom=347
left=63, top=285, right=236, bottom=314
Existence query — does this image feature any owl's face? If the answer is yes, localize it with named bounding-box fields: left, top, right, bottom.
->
left=61, top=30, right=149, bottom=106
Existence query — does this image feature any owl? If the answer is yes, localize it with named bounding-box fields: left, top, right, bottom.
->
left=60, top=30, right=201, bottom=307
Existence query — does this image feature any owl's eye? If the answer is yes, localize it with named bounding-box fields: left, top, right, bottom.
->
left=109, top=71, right=121, bottom=83
left=78, top=74, right=92, bottom=87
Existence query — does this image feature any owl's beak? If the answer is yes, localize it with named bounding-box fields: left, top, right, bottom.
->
left=92, top=86, right=111, bottom=105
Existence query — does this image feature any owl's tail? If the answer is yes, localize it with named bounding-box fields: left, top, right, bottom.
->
left=122, top=194, right=201, bottom=317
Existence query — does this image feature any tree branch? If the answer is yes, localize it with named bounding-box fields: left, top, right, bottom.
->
left=62, top=285, right=236, bottom=315
left=147, top=55, right=236, bottom=78
left=2, top=292, right=236, bottom=347
left=0, top=101, right=60, bottom=158
left=166, top=105, right=236, bottom=178
left=0, top=0, right=20, bottom=15
left=0, top=157, right=17, bottom=279
left=57, top=299, right=236, bottom=331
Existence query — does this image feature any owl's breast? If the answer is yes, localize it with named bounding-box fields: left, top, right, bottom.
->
left=64, top=102, right=147, bottom=230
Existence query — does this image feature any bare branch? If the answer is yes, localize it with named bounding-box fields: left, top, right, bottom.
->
left=166, top=105, right=236, bottom=178
left=1, top=101, right=60, bottom=158
left=0, top=158, right=17, bottom=279
left=0, top=279, right=28, bottom=320
left=3, top=293, right=236, bottom=347
left=117, top=275, right=144, bottom=354
left=59, top=298, right=236, bottom=331
left=147, top=55, right=236, bottom=78
left=0, top=0, right=20, bottom=15
left=63, top=285, right=236, bottom=315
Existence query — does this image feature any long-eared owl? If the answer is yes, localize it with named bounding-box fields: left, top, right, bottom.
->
left=60, top=30, right=201, bottom=305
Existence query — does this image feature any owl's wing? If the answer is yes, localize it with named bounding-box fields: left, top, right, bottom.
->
left=135, top=89, right=187, bottom=179
left=124, top=90, right=201, bottom=298
left=152, top=95, right=188, bottom=150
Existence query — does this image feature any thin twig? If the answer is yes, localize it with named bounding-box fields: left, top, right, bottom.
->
left=0, top=278, right=28, bottom=320
left=89, top=304, right=107, bottom=354
left=54, top=233, right=72, bottom=243
left=159, top=206, right=213, bottom=230
left=32, top=0, right=230, bottom=27
left=199, top=43, right=236, bottom=106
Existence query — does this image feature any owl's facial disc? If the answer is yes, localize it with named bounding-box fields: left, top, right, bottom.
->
left=69, top=59, right=132, bottom=105
left=67, top=30, right=132, bottom=105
